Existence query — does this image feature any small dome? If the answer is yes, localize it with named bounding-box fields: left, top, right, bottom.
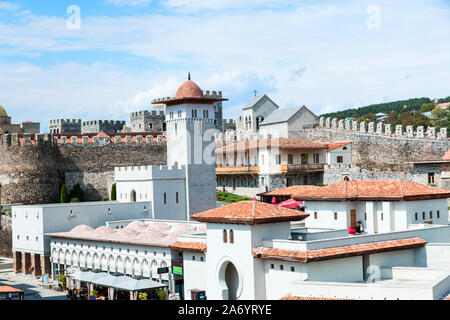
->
left=70, top=225, right=95, bottom=234
left=0, top=104, right=8, bottom=118
left=175, top=80, right=204, bottom=98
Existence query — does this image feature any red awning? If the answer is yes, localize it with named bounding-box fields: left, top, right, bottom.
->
left=278, top=199, right=303, bottom=209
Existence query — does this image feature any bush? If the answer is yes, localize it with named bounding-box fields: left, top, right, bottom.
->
left=69, top=184, right=84, bottom=202
left=70, top=198, right=80, bottom=203
left=60, top=184, right=69, bottom=203
left=110, top=183, right=117, bottom=201
left=138, top=292, right=148, bottom=300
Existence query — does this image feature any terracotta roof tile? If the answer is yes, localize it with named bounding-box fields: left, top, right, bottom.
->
left=327, top=142, right=351, bottom=151
left=258, top=185, right=323, bottom=197
left=252, top=238, right=427, bottom=263
left=0, top=286, right=24, bottom=293
left=281, top=293, right=352, bottom=300
left=442, top=150, right=450, bottom=160
left=191, top=201, right=310, bottom=225
left=170, top=242, right=207, bottom=253
left=290, top=180, right=450, bottom=201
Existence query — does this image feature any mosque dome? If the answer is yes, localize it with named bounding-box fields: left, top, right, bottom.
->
left=175, top=80, right=204, bottom=99
left=0, top=104, right=8, bottom=118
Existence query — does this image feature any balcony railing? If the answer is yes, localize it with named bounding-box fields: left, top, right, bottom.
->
left=216, top=166, right=260, bottom=175
left=280, top=163, right=325, bottom=173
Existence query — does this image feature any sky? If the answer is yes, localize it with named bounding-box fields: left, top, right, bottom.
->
left=0, top=0, right=449, bottom=132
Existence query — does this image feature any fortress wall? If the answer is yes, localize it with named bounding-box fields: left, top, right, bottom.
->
left=0, top=135, right=59, bottom=205
left=0, top=134, right=167, bottom=205
left=300, top=128, right=450, bottom=172
left=55, top=143, right=167, bottom=201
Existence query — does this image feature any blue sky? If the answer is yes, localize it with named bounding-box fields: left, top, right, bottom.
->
left=0, top=0, right=449, bottom=132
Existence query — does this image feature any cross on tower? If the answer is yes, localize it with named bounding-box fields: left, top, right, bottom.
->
left=188, top=72, right=191, bottom=81
left=254, top=90, right=258, bottom=97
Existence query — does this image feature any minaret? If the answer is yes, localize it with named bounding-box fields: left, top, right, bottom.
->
left=155, top=75, right=228, bottom=166
left=153, top=75, right=228, bottom=216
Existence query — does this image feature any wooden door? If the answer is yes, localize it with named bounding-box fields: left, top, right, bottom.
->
left=350, top=209, right=357, bottom=228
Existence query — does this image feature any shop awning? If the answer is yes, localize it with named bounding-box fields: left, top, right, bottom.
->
left=114, top=276, right=166, bottom=291
left=71, top=271, right=109, bottom=283
left=69, top=271, right=166, bottom=291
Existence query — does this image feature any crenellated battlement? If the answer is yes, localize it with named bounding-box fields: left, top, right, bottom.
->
left=131, top=110, right=165, bottom=118
left=203, top=90, right=223, bottom=98
left=0, top=133, right=166, bottom=148
left=82, top=120, right=126, bottom=126
left=319, top=117, right=448, bottom=140
left=115, top=164, right=186, bottom=181
left=0, top=133, right=55, bottom=147
left=49, top=119, right=82, bottom=125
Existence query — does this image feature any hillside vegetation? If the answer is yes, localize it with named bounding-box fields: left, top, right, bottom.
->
left=321, top=96, right=450, bottom=131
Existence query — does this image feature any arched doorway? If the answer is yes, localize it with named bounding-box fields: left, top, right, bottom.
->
left=130, top=190, right=137, bottom=202
left=218, top=261, right=240, bottom=300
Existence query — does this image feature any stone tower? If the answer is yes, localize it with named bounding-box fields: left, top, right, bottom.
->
left=156, top=75, right=228, bottom=166
left=152, top=75, right=228, bottom=216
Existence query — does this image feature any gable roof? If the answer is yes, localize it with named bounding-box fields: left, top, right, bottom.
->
left=191, top=201, right=310, bottom=225
left=252, top=238, right=427, bottom=263
left=243, top=94, right=280, bottom=111
left=291, top=180, right=450, bottom=201
left=260, top=106, right=303, bottom=126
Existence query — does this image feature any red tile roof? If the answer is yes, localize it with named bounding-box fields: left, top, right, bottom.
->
left=327, top=142, right=351, bottom=151
left=291, top=180, right=450, bottom=201
left=258, top=185, right=323, bottom=197
left=0, top=286, right=24, bottom=293
left=191, top=201, right=310, bottom=225
left=281, top=293, right=351, bottom=300
left=170, top=242, right=207, bottom=253
left=175, top=80, right=204, bottom=98
left=216, top=138, right=329, bottom=153
left=442, top=150, right=450, bottom=160
left=252, top=238, right=427, bottom=263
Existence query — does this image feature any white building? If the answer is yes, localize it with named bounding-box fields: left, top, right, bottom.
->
left=235, top=95, right=280, bottom=133
left=259, top=105, right=318, bottom=139
left=11, top=201, right=151, bottom=277
left=290, top=180, right=450, bottom=233
left=171, top=199, right=450, bottom=300
left=115, top=78, right=226, bottom=220
left=216, top=139, right=352, bottom=197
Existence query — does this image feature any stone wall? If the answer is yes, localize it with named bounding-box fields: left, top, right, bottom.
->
left=0, top=133, right=167, bottom=205
left=300, top=127, right=450, bottom=172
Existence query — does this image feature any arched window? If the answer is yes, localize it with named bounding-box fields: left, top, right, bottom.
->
left=164, top=193, right=167, bottom=204
left=223, top=229, right=228, bottom=243
left=176, top=192, right=179, bottom=204
left=131, top=190, right=137, bottom=202
left=229, top=230, right=234, bottom=244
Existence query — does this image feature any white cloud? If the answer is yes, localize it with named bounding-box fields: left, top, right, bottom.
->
left=0, top=0, right=449, bottom=130
left=0, top=1, right=19, bottom=11
left=106, top=0, right=152, bottom=7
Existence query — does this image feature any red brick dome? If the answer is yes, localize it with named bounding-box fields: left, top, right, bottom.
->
left=175, top=80, right=204, bottom=98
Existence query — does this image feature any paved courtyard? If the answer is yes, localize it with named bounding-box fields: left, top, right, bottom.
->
left=0, top=266, right=69, bottom=300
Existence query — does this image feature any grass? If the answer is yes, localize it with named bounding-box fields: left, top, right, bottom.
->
left=216, top=191, right=253, bottom=203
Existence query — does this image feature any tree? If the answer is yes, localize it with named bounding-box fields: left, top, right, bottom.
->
left=420, top=103, right=435, bottom=113
left=110, top=183, right=117, bottom=201
left=69, top=184, right=84, bottom=202
left=60, top=184, right=69, bottom=203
